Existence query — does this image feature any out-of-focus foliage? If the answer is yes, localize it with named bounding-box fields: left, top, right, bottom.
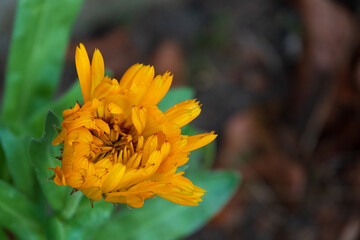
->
left=1, top=0, right=82, bottom=135
left=29, top=112, right=73, bottom=212
left=0, top=128, right=34, bottom=197
left=0, top=180, right=43, bottom=239
left=0, top=0, right=240, bottom=239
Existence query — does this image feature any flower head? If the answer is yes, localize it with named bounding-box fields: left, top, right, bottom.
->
left=52, top=44, right=216, bottom=208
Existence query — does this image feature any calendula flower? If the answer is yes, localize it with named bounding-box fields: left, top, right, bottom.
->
left=51, top=44, right=216, bottom=208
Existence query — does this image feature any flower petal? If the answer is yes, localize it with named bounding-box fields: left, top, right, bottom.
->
left=141, top=72, right=173, bottom=105
left=165, top=99, right=201, bottom=127
left=101, top=163, right=126, bottom=192
left=131, top=106, right=147, bottom=134
left=183, top=131, right=217, bottom=152
left=75, top=44, right=91, bottom=102
left=81, top=187, right=102, bottom=201
left=129, top=65, right=154, bottom=103
left=90, top=48, right=105, bottom=96
left=119, top=63, right=143, bottom=89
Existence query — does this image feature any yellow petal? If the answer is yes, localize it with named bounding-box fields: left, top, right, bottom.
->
left=160, top=141, right=171, bottom=160
left=52, top=128, right=67, bottom=145
left=126, top=153, right=143, bottom=169
left=171, top=135, right=188, bottom=154
left=156, top=193, right=200, bottom=206
left=75, top=43, right=91, bottom=102
left=119, top=63, right=143, bottom=89
left=136, top=135, right=144, bottom=152
left=66, top=169, right=86, bottom=188
left=95, top=157, right=113, bottom=169
left=90, top=48, right=105, bottom=96
left=131, top=106, right=147, bottom=134
left=143, top=150, right=162, bottom=176
left=129, top=65, right=154, bottom=103
left=51, top=166, right=67, bottom=186
left=63, top=103, right=81, bottom=118
left=142, top=135, right=158, bottom=165
left=156, top=174, right=205, bottom=206
left=83, top=174, right=101, bottom=188
left=114, top=169, right=140, bottom=189
left=67, top=127, right=93, bottom=145
left=183, top=131, right=217, bottom=152
left=92, top=77, right=120, bottom=100
left=165, top=99, right=201, bottom=127
left=126, top=197, right=147, bottom=208
left=105, top=192, right=146, bottom=208
left=101, top=163, right=126, bottom=192
left=157, top=153, right=189, bottom=173
left=62, top=144, right=76, bottom=176
left=81, top=187, right=102, bottom=201
left=107, top=103, right=123, bottom=115
left=141, top=72, right=173, bottom=105
left=105, top=181, right=162, bottom=207
left=94, top=119, right=110, bottom=134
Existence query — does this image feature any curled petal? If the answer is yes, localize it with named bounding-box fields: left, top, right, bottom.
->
left=51, top=166, right=67, bottom=186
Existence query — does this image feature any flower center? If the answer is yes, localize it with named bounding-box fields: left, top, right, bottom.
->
left=89, top=122, right=140, bottom=166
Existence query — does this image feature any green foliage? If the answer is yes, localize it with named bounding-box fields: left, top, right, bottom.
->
left=0, top=128, right=35, bottom=198
left=0, top=134, right=9, bottom=181
left=29, top=112, right=72, bottom=212
left=66, top=199, right=113, bottom=239
left=0, top=228, right=9, bottom=240
left=0, top=180, right=45, bottom=239
left=0, top=0, right=82, bottom=133
left=45, top=217, right=66, bottom=240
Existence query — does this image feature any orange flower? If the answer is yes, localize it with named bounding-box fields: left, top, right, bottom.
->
left=51, top=44, right=216, bottom=208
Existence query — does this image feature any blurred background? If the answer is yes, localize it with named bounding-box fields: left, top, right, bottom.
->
left=1, top=0, right=360, bottom=239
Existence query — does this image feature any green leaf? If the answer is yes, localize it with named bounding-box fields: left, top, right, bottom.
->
left=66, top=199, right=114, bottom=240
left=45, top=216, right=65, bottom=240
left=0, top=180, right=45, bottom=240
left=158, top=87, right=195, bottom=112
left=0, top=135, right=9, bottom=181
left=29, top=111, right=72, bottom=211
left=0, top=228, right=9, bottom=240
left=0, top=128, right=35, bottom=198
left=94, top=170, right=240, bottom=240
left=202, top=141, right=216, bottom=169
left=1, top=0, right=83, bottom=132
left=60, top=191, right=83, bottom=220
